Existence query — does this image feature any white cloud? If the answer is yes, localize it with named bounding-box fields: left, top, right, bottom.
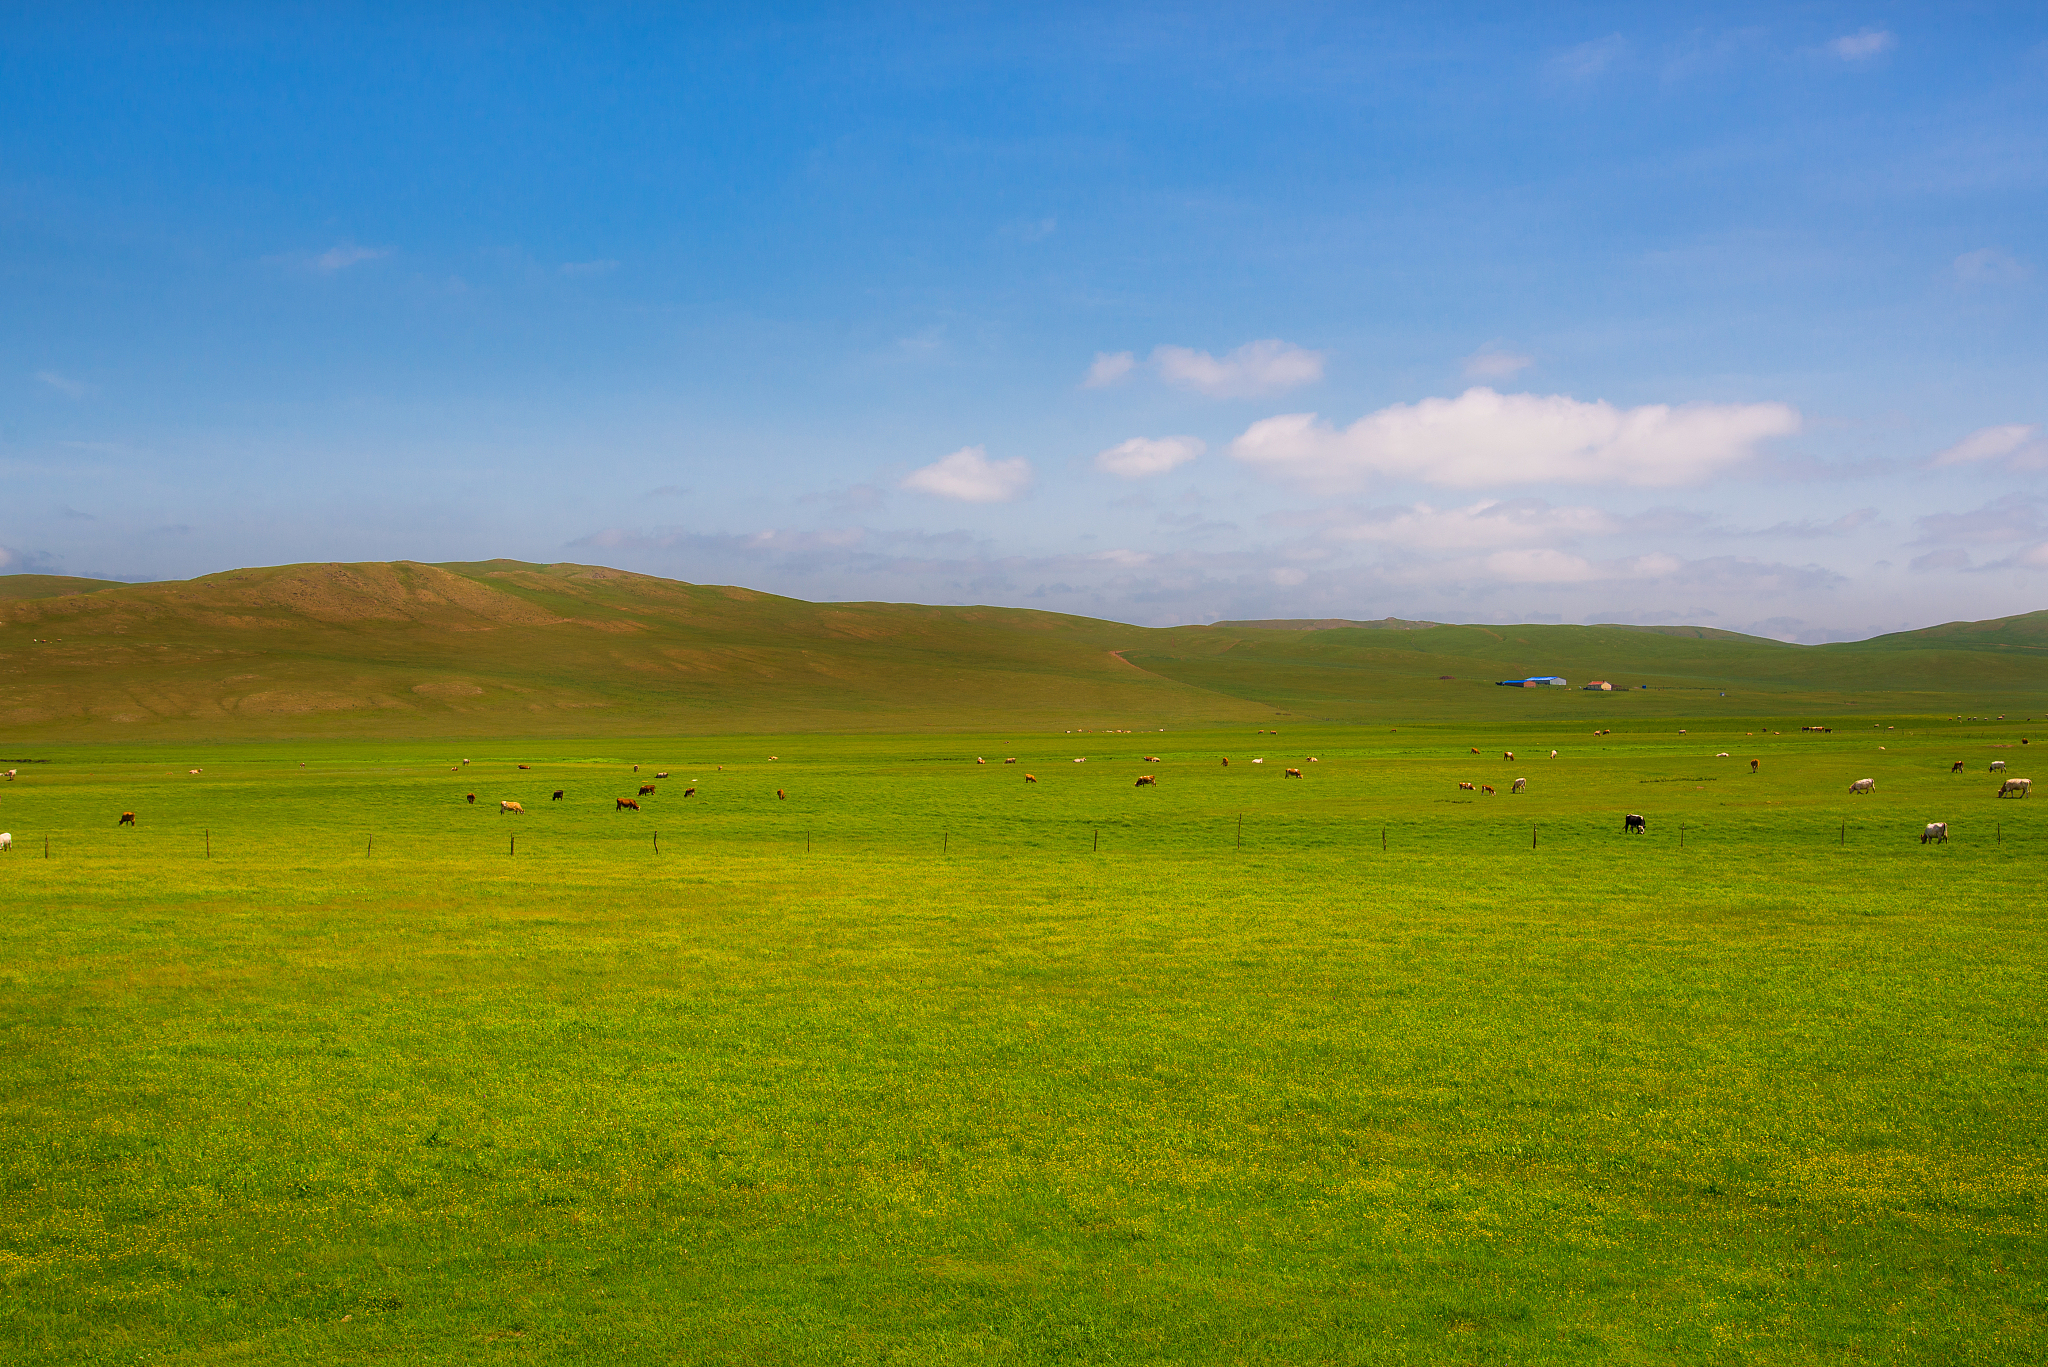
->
left=1829, top=29, right=1896, bottom=61
left=1551, top=35, right=1628, bottom=81
left=1094, top=436, right=1205, bottom=479
left=1082, top=351, right=1136, bottom=387
left=560, top=259, right=619, bottom=277
left=1327, top=499, right=1618, bottom=548
left=34, top=370, right=88, bottom=398
left=2021, top=543, right=2048, bottom=569
left=1483, top=548, right=1601, bottom=583
left=1231, top=387, right=1800, bottom=491
left=314, top=244, right=391, bottom=272
left=1931, top=424, right=2047, bottom=470
left=1091, top=548, right=1153, bottom=567
left=1463, top=348, right=1533, bottom=380
left=1152, top=339, right=1325, bottom=398
left=901, top=445, right=1033, bottom=503
left=1953, top=248, right=2031, bottom=285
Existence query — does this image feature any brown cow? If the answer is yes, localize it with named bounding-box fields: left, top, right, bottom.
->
left=1144, top=755, right=1162, bottom=762
left=500, top=801, right=523, bottom=815
left=1004, top=757, right=1017, bottom=764
left=1951, top=760, right=1965, bottom=773
left=684, top=787, right=697, bottom=797
left=118, top=811, right=135, bottom=826
left=466, top=793, right=476, bottom=804
left=777, top=789, right=786, bottom=799
left=1481, top=784, right=1495, bottom=795
left=1471, top=748, right=1480, bottom=754
left=1134, top=775, right=1156, bottom=786
left=1750, top=759, right=1759, bottom=774
left=1024, top=774, right=1037, bottom=783
left=1221, top=757, right=1230, bottom=766
left=1504, top=751, right=1514, bottom=762
left=616, top=798, right=640, bottom=811
left=518, top=764, right=531, bottom=770
left=638, top=784, right=656, bottom=796
left=1459, top=782, right=1475, bottom=791
left=1284, top=768, right=1303, bottom=777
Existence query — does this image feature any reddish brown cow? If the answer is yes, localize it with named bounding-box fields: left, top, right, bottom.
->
left=1024, top=774, right=1037, bottom=783
left=1284, top=768, right=1303, bottom=778
left=684, top=787, right=697, bottom=797
left=118, top=811, right=136, bottom=826
left=1750, top=759, right=1759, bottom=774
left=1952, top=760, right=1966, bottom=773
left=1481, top=785, right=1495, bottom=795
left=1459, top=782, right=1475, bottom=791
left=777, top=789, right=786, bottom=799
left=1134, top=775, right=1156, bottom=786
left=616, top=798, right=640, bottom=811
left=518, top=764, right=531, bottom=770
left=466, top=793, right=476, bottom=804
left=638, top=784, right=656, bottom=796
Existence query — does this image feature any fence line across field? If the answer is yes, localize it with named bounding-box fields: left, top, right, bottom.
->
left=9, top=813, right=2039, bottom=862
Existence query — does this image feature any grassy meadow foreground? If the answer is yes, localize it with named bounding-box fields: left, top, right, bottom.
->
left=3, top=718, right=2044, bottom=1363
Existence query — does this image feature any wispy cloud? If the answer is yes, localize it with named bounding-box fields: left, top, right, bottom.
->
left=1322, top=499, right=1618, bottom=549
left=1232, top=387, right=1801, bottom=491
left=1094, top=436, right=1205, bottom=479
left=1746, top=508, right=1879, bottom=537
left=1082, top=340, right=1324, bottom=398
left=1828, top=29, right=1895, bottom=61
left=1153, top=339, right=1324, bottom=398
left=1082, top=351, right=1136, bottom=388
left=1953, top=247, right=2031, bottom=286
left=314, top=244, right=391, bottom=272
left=1931, top=424, right=2047, bottom=470
left=34, top=370, right=89, bottom=398
left=901, top=446, right=1034, bottom=503
left=1913, top=493, right=2044, bottom=545
left=1462, top=347, right=1533, bottom=380
left=1551, top=34, right=1628, bottom=81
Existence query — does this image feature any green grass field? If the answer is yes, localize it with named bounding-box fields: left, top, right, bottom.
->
left=3, top=716, right=2043, bottom=1363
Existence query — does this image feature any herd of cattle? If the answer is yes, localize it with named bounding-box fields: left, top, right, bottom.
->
left=13, top=746, right=2029, bottom=848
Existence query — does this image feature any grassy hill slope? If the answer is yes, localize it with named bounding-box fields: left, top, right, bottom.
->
left=1, top=561, right=2042, bottom=738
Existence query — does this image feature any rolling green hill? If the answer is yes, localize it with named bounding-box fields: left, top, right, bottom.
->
left=1, top=560, right=2042, bottom=739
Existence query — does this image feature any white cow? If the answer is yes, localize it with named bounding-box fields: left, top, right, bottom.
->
left=1850, top=778, right=1876, bottom=794
left=1511, top=778, right=1526, bottom=793
left=1921, top=822, right=1948, bottom=844
left=0, top=832, right=10, bottom=851
left=1991, top=761, right=2006, bottom=772
left=1998, top=778, right=2031, bottom=798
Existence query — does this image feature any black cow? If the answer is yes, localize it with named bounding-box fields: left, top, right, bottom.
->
left=552, top=790, right=564, bottom=801
left=1624, top=813, right=1646, bottom=834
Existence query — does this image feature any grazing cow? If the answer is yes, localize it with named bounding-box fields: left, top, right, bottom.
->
left=552, top=790, right=564, bottom=801
left=1952, top=760, right=1966, bottom=773
left=1458, top=782, right=1475, bottom=791
left=1716, top=752, right=1730, bottom=758
left=1998, top=778, right=2031, bottom=798
left=1751, top=759, right=1760, bottom=774
left=684, top=787, right=696, bottom=797
left=1221, top=758, right=1230, bottom=766
left=500, top=801, right=523, bottom=815
left=518, top=764, right=531, bottom=770
left=1470, top=748, right=1480, bottom=754
left=1850, top=778, right=1876, bottom=794
left=1991, top=761, right=2007, bottom=772
left=1075, top=758, right=1086, bottom=763
left=1481, top=784, right=1495, bottom=795
left=1922, top=823, right=1948, bottom=844
left=1024, top=774, right=1037, bottom=783
left=777, top=789, right=786, bottom=799
left=0, top=833, right=10, bottom=850
left=1135, top=775, right=1157, bottom=787
left=4, top=769, right=14, bottom=779
left=616, top=798, right=640, bottom=811
left=1512, top=778, right=1526, bottom=793
left=118, top=811, right=136, bottom=826
left=1004, top=758, right=1017, bottom=764
left=1624, top=814, right=1646, bottom=834
left=466, top=793, right=476, bottom=804
left=189, top=769, right=201, bottom=775
left=1504, top=751, right=1514, bottom=762
left=1284, top=768, right=1303, bottom=778
left=656, top=771, right=669, bottom=779
left=638, top=784, right=657, bottom=796
left=977, top=758, right=986, bottom=764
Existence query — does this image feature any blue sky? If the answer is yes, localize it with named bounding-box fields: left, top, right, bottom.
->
left=4, top=3, right=2045, bottom=639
